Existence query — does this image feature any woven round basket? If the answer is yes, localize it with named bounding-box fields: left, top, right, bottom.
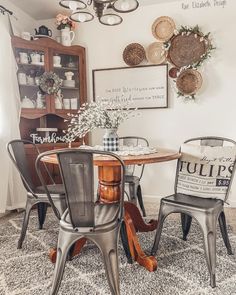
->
left=176, top=69, right=203, bottom=95
left=146, top=42, right=166, bottom=64
left=152, top=16, right=176, bottom=42
left=168, top=33, right=207, bottom=68
left=123, top=43, right=146, bottom=66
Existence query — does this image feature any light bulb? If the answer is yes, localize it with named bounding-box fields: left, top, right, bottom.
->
left=68, top=1, right=78, bottom=10
left=78, top=13, right=86, bottom=22
left=107, top=16, right=115, bottom=25
left=120, top=0, right=130, bottom=11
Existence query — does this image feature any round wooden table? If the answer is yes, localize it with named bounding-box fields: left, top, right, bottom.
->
left=42, top=147, right=180, bottom=271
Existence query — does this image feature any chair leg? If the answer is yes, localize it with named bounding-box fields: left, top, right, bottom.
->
left=218, top=211, right=233, bottom=255
left=198, top=217, right=217, bottom=288
left=50, top=230, right=78, bottom=295
left=128, top=183, right=137, bottom=205
left=18, top=199, right=33, bottom=249
left=37, top=202, right=48, bottom=229
left=181, top=213, right=192, bottom=241
left=151, top=203, right=167, bottom=256
left=137, top=185, right=146, bottom=217
left=120, top=221, right=133, bottom=264
left=98, top=227, right=120, bottom=295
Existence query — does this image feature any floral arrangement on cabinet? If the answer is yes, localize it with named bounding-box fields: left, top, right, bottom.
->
left=65, top=99, right=137, bottom=144
left=56, top=14, right=76, bottom=30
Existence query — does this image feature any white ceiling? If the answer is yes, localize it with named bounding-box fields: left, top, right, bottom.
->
left=9, top=0, right=179, bottom=20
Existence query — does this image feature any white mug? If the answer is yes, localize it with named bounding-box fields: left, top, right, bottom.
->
left=63, top=98, right=70, bottom=109
left=18, top=72, right=27, bottom=85
left=53, top=55, right=61, bottom=66
left=30, top=53, right=40, bottom=64
left=19, top=52, right=29, bottom=64
left=61, top=29, right=75, bottom=46
left=26, top=75, right=35, bottom=85
left=21, top=31, right=31, bottom=40
left=70, top=98, right=78, bottom=109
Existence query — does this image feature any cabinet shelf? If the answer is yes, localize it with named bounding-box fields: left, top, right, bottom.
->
left=61, top=86, right=79, bottom=90
left=17, top=63, right=45, bottom=69
left=54, top=66, right=78, bottom=71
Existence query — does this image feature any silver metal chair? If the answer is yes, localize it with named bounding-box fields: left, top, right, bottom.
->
left=119, top=136, right=149, bottom=217
left=36, top=148, right=125, bottom=295
left=7, top=140, right=66, bottom=249
left=151, top=136, right=236, bottom=288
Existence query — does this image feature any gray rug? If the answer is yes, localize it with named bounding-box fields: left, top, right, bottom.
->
left=1, top=210, right=236, bottom=295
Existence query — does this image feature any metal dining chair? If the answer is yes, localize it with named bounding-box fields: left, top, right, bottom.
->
left=151, top=136, right=236, bottom=288
left=119, top=136, right=149, bottom=217
left=7, top=139, right=66, bottom=249
left=36, top=148, right=125, bottom=295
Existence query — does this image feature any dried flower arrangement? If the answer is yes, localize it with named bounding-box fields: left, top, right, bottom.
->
left=65, top=99, right=137, bottom=143
left=56, top=14, right=76, bottom=30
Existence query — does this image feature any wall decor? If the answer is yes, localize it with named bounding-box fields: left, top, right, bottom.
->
left=167, top=25, right=214, bottom=69
left=93, top=65, right=168, bottom=109
left=123, top=43, right=146, bottom=66
left=176, top=68, right=203, bottom=97
left=152, top=16, right=176, bottom=42
left=146, top=42, right=166, bottom=65
left=161, top=24, right=214, bottom=100
left=39, top=72, right=62, bottom=94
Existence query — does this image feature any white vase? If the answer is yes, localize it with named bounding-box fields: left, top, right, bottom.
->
left=61, top=27, right=75, bottom=46
left=103, top=128, right=119, bottom=152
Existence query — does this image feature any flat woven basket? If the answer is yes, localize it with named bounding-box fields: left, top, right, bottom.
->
left=168, top=33, right=207, bottom=68
left=176, top=69, right=203, bottom=95
left=152, top=16, right=176, bottom=42
left=146, top=42, right=166, bottom=64
left=123, top=43, right=146, bottom=66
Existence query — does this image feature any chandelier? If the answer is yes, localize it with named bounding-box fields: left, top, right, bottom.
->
left=59, top=0, right=139, bottom=26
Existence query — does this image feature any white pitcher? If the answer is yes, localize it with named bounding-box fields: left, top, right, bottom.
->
left=61, top=27, right=75, bottom=46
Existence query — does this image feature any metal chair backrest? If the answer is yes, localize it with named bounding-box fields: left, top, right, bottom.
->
left=36, top=148, right=125, bottom=229
left=119, top=136, right=149, bottom=179
left=7, top=140, right=36, bottom=195
left=175, top=136, right=236, bottom=202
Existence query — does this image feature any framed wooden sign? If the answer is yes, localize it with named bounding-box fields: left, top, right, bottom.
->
left=92, top=64, right=168, bottom=109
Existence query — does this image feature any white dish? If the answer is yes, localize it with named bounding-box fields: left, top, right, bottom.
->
left=34, top=34, right=53, bottom=39
left=54, top=64, right=62, bottom=68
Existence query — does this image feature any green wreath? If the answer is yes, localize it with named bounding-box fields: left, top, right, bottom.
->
left=39, top=72, right=62, bottom=94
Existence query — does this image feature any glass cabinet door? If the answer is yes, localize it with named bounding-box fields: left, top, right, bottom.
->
left=51, top=50, right=80, bottom=113
left=14, top=47, right=47, bottom=112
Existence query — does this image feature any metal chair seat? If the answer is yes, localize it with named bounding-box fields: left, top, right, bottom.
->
left=35, top=184, right=65, bottom=195
left=164, top=194, right=223, bottom=211
left=124, top=175, right=139, bottom=184
left=63, top=203, right=120, bottom=230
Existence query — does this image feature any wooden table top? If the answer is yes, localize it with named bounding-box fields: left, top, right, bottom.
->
left=42, top=147, right=181, bottom=166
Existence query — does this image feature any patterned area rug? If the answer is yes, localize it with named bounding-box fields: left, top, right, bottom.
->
left=0, top=209, right=236, bottom=295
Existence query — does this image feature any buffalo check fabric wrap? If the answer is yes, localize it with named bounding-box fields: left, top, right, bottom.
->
left=176, top=144, right=236, bottom=200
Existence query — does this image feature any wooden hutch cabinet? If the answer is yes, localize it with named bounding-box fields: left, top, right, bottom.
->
left=11, top=36, right=88, bottom=184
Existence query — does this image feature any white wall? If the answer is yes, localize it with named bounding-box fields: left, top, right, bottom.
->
left=74, top=0, right=236, bottom=204
left=1, top=0, right=36, bottom=35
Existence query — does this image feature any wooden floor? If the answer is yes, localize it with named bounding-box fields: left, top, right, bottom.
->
left=144, top=198, right=236, bottom=234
